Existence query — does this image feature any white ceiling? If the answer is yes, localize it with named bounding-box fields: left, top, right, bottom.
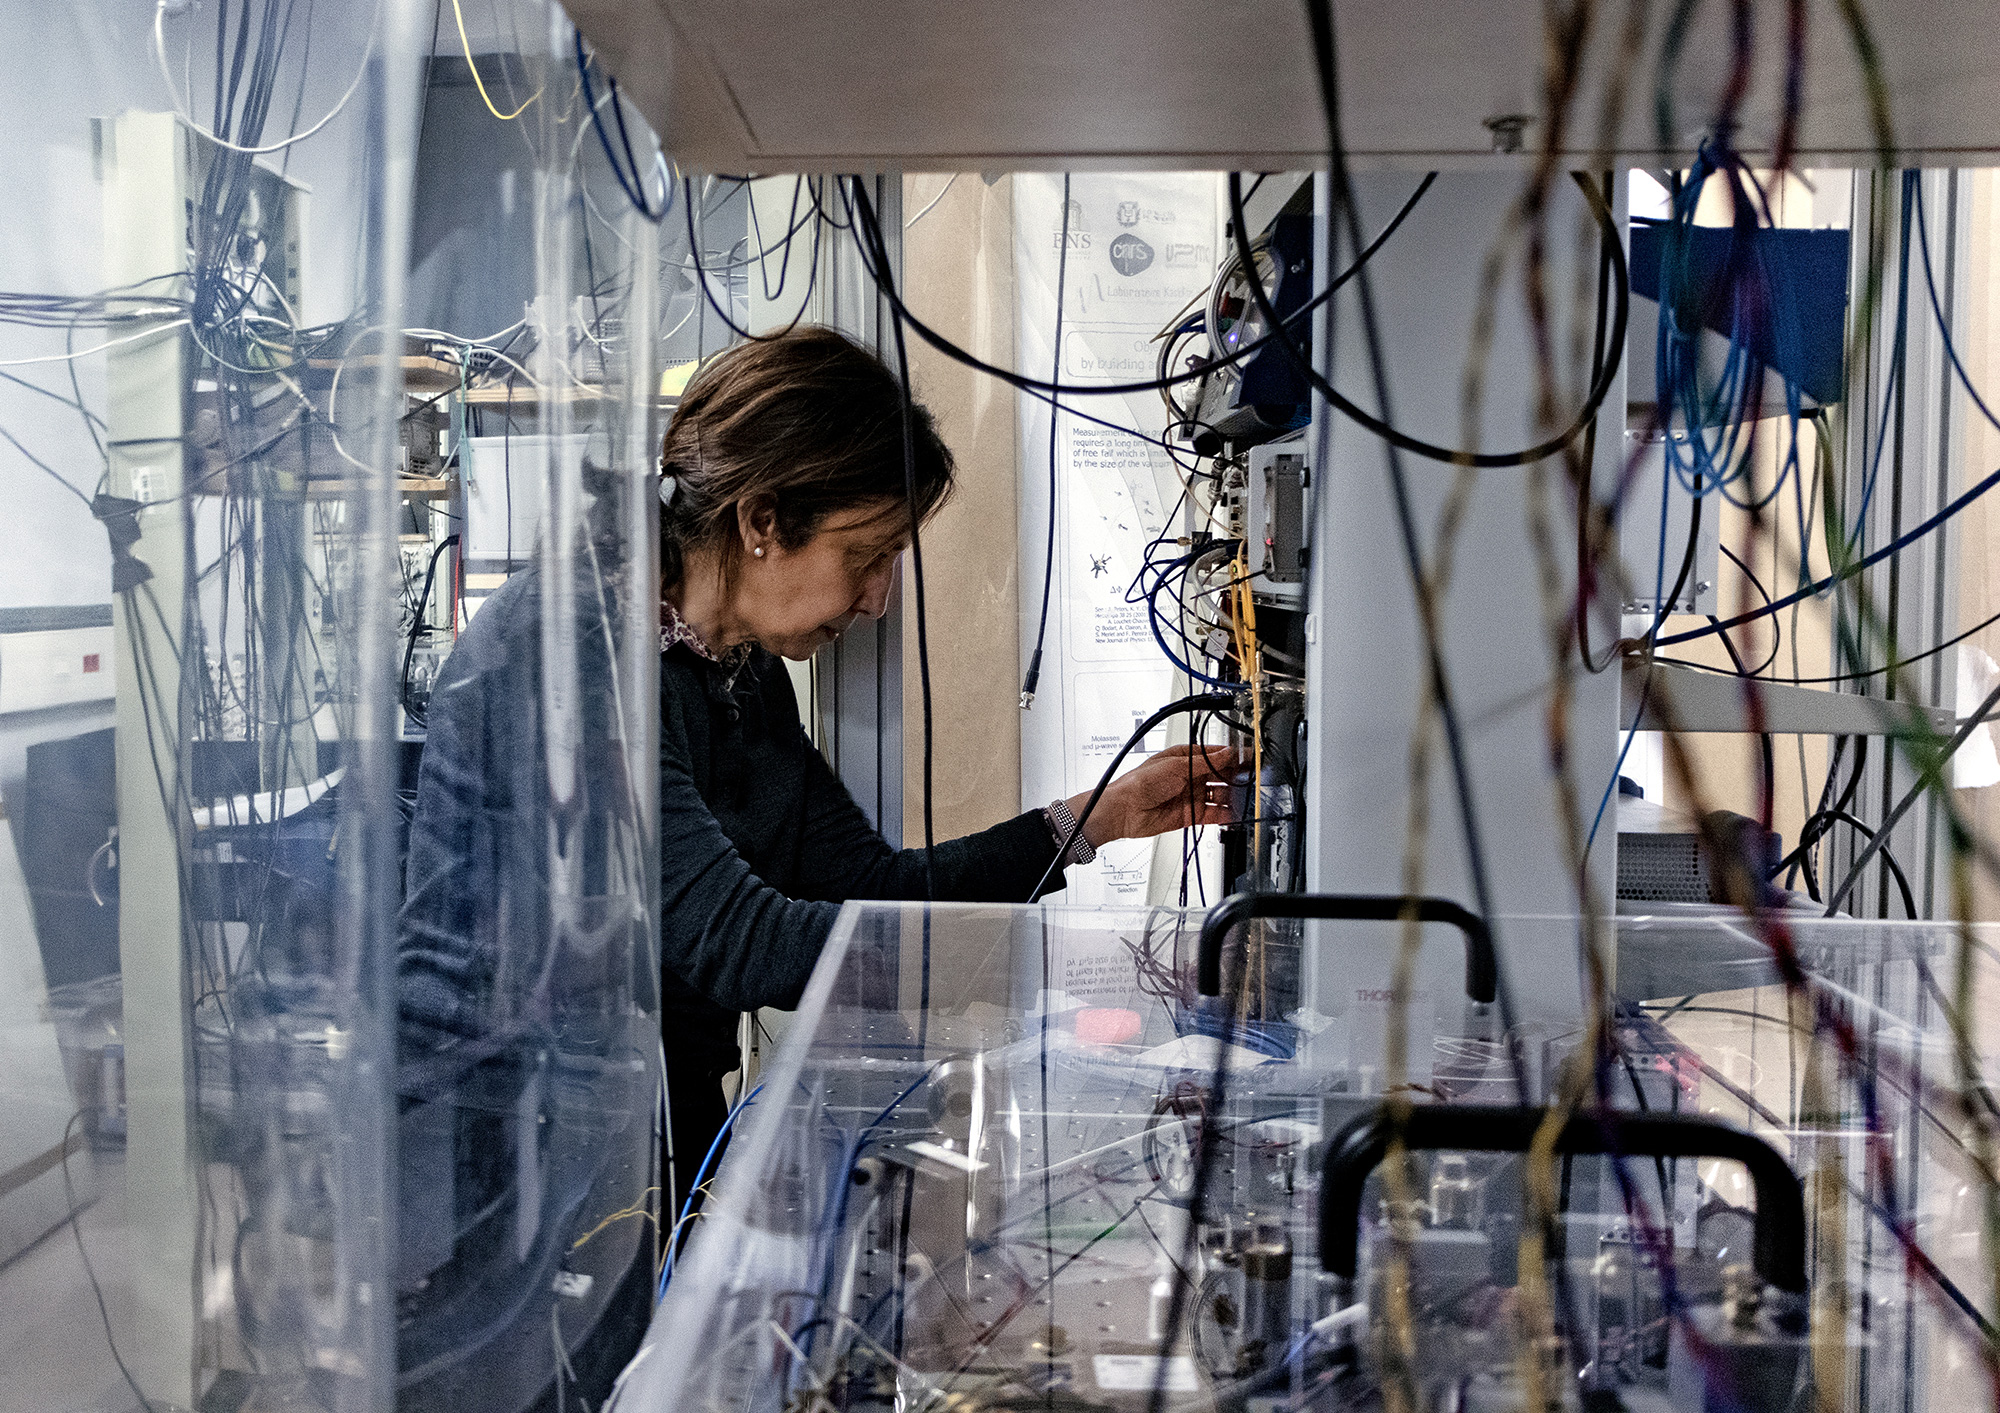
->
left=559, top=0, right=2000, bottom=174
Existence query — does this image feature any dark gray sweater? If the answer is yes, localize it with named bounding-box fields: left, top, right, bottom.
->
left=399, top=567, right=1067, bottom=1069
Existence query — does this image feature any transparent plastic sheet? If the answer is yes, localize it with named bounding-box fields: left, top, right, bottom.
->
left=387, top=6, right=664, bottom=1412
left=615, top=902, right=1995, bottom=1412
left=0, top=4, right=660, bottom=1412
left=0, top=3, right=421, bottom=1410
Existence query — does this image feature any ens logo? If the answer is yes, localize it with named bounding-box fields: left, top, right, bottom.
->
left=1108, top=233, right=1154, bottom=276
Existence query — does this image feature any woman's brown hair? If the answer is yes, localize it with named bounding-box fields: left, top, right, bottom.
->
left=657, top=326, right=955, bottom=587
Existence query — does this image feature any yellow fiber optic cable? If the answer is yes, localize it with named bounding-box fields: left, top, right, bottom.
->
left=452, top=0, right=544, bottom=121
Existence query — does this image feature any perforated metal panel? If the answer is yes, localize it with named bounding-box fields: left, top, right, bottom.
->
left=1616, top=831, right=1712, bottom=904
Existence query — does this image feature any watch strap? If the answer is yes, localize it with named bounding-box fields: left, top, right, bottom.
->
left=1045, top=797, right=1098, bottom=867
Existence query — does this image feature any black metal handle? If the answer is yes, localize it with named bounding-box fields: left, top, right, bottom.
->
left=1317, top=1105, right=1807, bottom=1293
left=1194, top=892, right=1496, bottom=1005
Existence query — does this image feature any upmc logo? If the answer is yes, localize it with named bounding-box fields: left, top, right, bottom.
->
left=1108, top=233, right=1154, bottom=276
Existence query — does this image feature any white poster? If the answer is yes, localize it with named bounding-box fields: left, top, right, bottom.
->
left=1015, top=175, right=1221, bottom=907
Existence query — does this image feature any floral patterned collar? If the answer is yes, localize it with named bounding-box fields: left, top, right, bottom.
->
left=661, top=597, right=753, bottom=684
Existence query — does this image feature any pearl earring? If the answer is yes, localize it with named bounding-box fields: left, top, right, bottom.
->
left=753, top=546, right=765, bottom=558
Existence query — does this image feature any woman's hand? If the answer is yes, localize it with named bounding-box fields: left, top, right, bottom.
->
left=1068, top=745, right=1243, bottom=849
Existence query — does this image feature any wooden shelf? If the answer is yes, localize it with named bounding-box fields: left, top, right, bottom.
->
left=299, top=476, right=455, bottom=501
left=461, top=381, right=677, bottom=408
left=306, top=353, right=463, bottom=394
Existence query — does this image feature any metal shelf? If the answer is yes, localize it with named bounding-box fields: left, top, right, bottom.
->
left=1621, top=659, right=1956, bottom=737
left=562, top=0, right=2000, bottom=174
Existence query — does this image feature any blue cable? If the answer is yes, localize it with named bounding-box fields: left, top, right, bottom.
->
left=792, top=1064, right=948, bottom=1367
left=574, top=32, right=671, bottom=223
left=1845, top=266, right=1907, bottom=551
left=1914, top=181, right=2000, bottom=436
left=1648, top=151, right=1814, bottom=521
left=1126, top=542, right=1239, bottom=687
left=1660, top=450, right=2000, bottom=648
left=657, top=1082, right=763, bottom=1302
left=1146, top=579, right=1236, bottom=687
left=1637, top=164, right=2000, bottom=652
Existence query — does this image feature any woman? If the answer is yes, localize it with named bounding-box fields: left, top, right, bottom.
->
left=642, top=327, right=1230, bottom=1196
left=397, top=325, right=1228, bottom=1410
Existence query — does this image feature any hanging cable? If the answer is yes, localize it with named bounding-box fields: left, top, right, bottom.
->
left=451, top=0, right=542, bottom=119
left=400, top=534, right=459, bottom=725
left=846, top=179, right=937, bottom=901
left=1657, top=455, right=2000, bottom=647
left=151, top=0, right=380, bottom=156
left=1822, top=677, right=2000, bottom=915
left=1020, top=175, right=1071, bottom=709
left=841, top=171, right=1438, bottom=405
left=575, top=33, right=670, bottom=221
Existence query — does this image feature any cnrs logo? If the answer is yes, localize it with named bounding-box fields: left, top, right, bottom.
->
left=1108, top=233, right=1154, bottom=276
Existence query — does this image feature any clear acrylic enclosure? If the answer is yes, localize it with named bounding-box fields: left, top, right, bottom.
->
left=616, top=901, right=1996, bottom=1412
left=0, top=5, right=662, bottom=1413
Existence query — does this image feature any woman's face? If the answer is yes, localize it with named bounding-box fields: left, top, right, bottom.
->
left=736, top=500, right=907, bottom=661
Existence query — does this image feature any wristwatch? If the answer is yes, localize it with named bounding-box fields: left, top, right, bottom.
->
left=1044, top=797, right=1098, bottom=867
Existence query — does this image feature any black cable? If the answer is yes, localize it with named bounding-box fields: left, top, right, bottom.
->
left=1223, top=165, right=1627, bottom=469
left=400, top=534, right=459, bottom=725
left=1022, top=379, right=1209, bottom=457
left=1714, top=542, right=1783, bottom=676
left=1832, top=735, right=1869, bottom=819
left=743, top=176, right=812, bottom=302
left=1707, top=611, right=1776, bottom=823
left=1, top=420, right=93, bottom=508
left=842, top=171, right=1438, bottom=406
left=1590, top=447, right=1708, bottom=695
left=1660, top=595, right=2000, bottom=686
left=1614, top=1045, right=1675, bottom=1219
left=845, top=178, right=937, bottom=906
left=414, top=0, right=444, bottom=165
left=1658, top=454, right=2000, bottom=648
left=1786, top=735, right=1847, bottom=896
left=1020, top=174, right=1071, bottom=709
left=59, top=1111, right=158, bottom=1413
left=503, top=375, right=516, bottom=566
left=0, top=365, right=107, bottom=432
left=889, top=308, right=935, bottom=895
left=1613, top=466, right=1709, bottom=673
left=1575, top=174, right=1622, bottom=674
left=574, top=33, right=669, bottom=221
left=871, top=208, right=939, bottom=1067
left=1026, top=691, right=1235, bottom=902
left=1823, top=677, right=2000, bottom=915
left=1771, top=808, right=1917, bottom=918
left=683, top=176, right=821, bottom=344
